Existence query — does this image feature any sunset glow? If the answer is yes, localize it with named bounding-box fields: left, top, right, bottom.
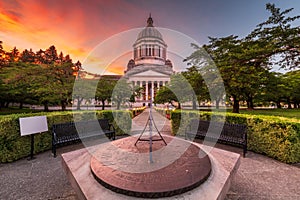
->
left=1, top=0, right=299, bottom=75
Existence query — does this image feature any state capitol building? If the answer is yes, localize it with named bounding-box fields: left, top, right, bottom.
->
left=123, top=15, right=174, bottom=103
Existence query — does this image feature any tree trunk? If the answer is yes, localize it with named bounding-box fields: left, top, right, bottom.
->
left=101, top=99, right=105, bottom=110
left=246, top=95, right=254, bottom=110
left=178, top=102, right=181, bottom=109
left=43, top=102, right=49, bottom=112
left=293, top=102, right=298, bottom=109
left=76, top=98, right=83, bottom=110
left=5, top=101, right=9, bottom=108
left=296, top=101, right=300, bottom=109
left=276, top=100, right=282, bottom=109
left=232, top=96, right=240, bottom=113
left=19, top=102, right=23, bottom=109
left=287, top=98, right=292, bottom=109
left=192, top=100, right=197, bottom=110
left=116, top=101, right=121, bottom=110
left=215, top=99, right=220, bottom=110
left=0, top=101, right=4, bottom=110
left=192, top=94, right=197, bottom=110
left=61, top=99, right=67, bottom=111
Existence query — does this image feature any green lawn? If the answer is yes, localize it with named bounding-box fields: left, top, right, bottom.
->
left=239, top=108, right=300, bottom=119
left=0, top=107, right=41, bottom=115
left=1, top=106, right=300, bottom=120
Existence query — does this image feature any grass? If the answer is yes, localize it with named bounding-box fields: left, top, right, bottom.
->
left=0, top=107, right=41, bottom=115
left=239, top=108, right=300, bottom=119
left=1, top=106, right=300, bottom=120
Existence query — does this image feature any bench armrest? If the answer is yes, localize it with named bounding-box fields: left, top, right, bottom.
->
left=52, top=127, right=58, bottom=143
left=109, top=123, right=115, bottom=131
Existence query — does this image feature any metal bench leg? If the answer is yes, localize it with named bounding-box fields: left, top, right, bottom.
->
left=243, top=145, right=247, bottom=158
left=53, top=145, right=57, bottom=158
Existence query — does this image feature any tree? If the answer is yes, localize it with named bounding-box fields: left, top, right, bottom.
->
left=111, top=78, right=132, bottom=110
left=96, top=77, right=117, bottom=110
left=181, top=66, right=208, bottom=109
left=250, top=3, right=300, bottom=70
left=20, top=49, right=35, bottom=63
left=0, top=62, right=44, bottom=109
left=154, top=86, right=178, bottom=106
left=195, top=35, right=245, bottom=113
left=44, top=45, right=58, bottom=64
left=0, top=41, right=7, bottom=67
left=281, top=70, right=300, bottom=108
left=288, top=70, right=300, bottom=108
left=8, top=47, right=19, bottom=62
left=154, top=73, right=196, bottom=109
left=72, top=78, right=96, bottom=110
left=260, top=72, right=285, bottom=108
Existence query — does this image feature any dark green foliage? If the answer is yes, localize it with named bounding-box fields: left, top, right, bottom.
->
left=171, top=110, right=300, bottom=163
left=0, top=110, right=131, bottom=163
left=131, top=106, right=146, bottom=117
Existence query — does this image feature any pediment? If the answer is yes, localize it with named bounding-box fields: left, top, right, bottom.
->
left=131, top=70, right=170, bottom=77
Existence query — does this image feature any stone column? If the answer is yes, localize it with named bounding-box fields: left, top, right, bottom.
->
left=163, top=81, right=165, bottom=87
left=139, top=81, right=143, bottom=100
left=157, top=81, right=160, bottom=90
left=151, top=81, right=154, bottom=101
left=146, top=81, right=148, bottom=101
left=132, top=81, right=136, bottom=101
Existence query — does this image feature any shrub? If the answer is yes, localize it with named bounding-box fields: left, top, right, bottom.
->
left=131, top=106, right=146, bottom=117
left=171, top=110, right=300, bottom=163
left=154, top=107, right=172, bottom=120
left=0, top=110, right=131, bottom=163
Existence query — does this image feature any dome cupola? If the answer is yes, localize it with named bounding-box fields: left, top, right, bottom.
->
left=133, top=14, right=167, bottom=66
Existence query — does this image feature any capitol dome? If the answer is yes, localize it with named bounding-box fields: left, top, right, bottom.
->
left=123, top=15, right=174, bottom=104
left=136, top=16, right=163, bottom=41
left=135, top=15, right=165, bottom=44
left=133, top=14, right=167, bottom=66
left=137, top=27, right=163, bottom=40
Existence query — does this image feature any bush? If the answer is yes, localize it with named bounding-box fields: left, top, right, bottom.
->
left=171, top=110, right=300, bottom=163
left=131, top=106, right=146, bottom=117
left=0, top=110, right=131, bottom=163
left=154, top=107, right=172, bottom=120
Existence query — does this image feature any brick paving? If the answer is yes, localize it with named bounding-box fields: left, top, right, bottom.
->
left=0, top=108, right=299, bottom=200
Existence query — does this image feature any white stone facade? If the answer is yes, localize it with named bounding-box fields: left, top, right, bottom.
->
left=124, top=15, right=174, bottom=102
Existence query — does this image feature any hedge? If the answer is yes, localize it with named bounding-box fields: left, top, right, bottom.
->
left=154, top=107, right=172, bottom=119
left=0, top=110, right=132, bottom=163
left=132, top=106, right=147, bottom=117
left=171, top=110, right=300, bottom=163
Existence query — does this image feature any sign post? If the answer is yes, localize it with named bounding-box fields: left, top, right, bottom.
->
left=19, top=116, right=48, bottom=160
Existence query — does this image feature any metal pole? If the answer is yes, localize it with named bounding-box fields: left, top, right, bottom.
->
left=28, top=134, right=36, bottom=160
left=149, top=87, right=153, bottom=163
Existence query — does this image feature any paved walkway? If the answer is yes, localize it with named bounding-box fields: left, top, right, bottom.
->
left=0, top=109, right=299, bottom=200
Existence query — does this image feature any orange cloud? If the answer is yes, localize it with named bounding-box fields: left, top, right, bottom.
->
left=1, top=0, right=176, bottom=75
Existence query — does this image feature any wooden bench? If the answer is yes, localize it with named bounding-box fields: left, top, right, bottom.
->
left=185, top=119, right=247, bottom=157
left=52, top=119, right=115, bottom=157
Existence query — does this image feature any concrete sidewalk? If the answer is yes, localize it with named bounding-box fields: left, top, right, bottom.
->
left=0, top=109, right=299, bottom=200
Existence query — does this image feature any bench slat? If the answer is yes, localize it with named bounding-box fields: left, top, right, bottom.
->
left=185, top=119, right=247, bottom=157
left=52, top=119, right=115, bottom=157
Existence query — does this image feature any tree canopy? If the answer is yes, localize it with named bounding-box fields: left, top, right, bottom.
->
left=184, top=3, right=300, bottom=113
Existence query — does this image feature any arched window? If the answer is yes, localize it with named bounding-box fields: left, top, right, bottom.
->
left=152, top=46, right=155, bottom=56
left=139, top=47, right=141, bottom=57
left=158, top=46, right=161, bottom=57
left=146, top=45, right=148, bottom=56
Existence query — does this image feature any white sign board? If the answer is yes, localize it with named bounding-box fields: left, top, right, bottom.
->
left=19, top=116, right=48, bottom=136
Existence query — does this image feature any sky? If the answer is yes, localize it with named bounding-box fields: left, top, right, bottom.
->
left=1, top=0, right=300, bottom=75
